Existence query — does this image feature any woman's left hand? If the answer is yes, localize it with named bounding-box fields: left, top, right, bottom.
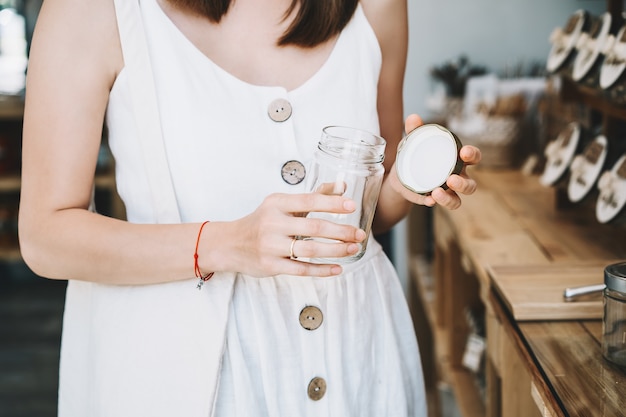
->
left=388, top=114, right=481, bottom=210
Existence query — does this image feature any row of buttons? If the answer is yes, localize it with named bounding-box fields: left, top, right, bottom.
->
left=299, top=306, right=326, bottom=400
left=268, top=98, right=306, bottom=186
left=272, top=97, right=324, bottom=401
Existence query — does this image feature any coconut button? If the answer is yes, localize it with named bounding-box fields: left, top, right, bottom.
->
left=267, top=98, right=292, bottom=122
left=299, top=306, right=323, bottom=330
left=307, top=377, right=327, bottom=401
left=281, top=160, right=306, bottom=185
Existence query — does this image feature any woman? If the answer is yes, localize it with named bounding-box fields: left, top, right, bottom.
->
left=18, top=0, right=480, bottom=415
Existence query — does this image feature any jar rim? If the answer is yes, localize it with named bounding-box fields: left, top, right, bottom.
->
left=319, top=126, right=386, bottom=163
left=605, top=261, right=626, bottom=293
left=322, top=126, right=386, bottom=146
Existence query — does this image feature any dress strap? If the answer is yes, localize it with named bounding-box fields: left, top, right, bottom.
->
left=112, top=0, right=181, bottom=224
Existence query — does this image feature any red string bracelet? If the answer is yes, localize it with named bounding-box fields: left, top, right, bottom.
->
left=194, top=221, right=214, bottom=290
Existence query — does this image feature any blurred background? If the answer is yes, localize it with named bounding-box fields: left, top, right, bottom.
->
left=0, top=0, right=611, bottom=416
left=395, top=0, right=606, bottom=285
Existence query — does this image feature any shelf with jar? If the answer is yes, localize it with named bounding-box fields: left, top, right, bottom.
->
left=0, top=96, right=125, bottom=262
left=540, top=1, right=626, bottom=225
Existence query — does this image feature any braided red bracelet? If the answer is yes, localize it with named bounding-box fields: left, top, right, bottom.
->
left=195, top=221, right=214, bottom=290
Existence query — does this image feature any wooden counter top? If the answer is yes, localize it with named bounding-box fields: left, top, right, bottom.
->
left=432, top=167, right=626, bottom=417
left=521, top=320, right=625, bottom=416
left=488, top=263, right=606, bottom=321
left=453, top=167, right=626, bottom=264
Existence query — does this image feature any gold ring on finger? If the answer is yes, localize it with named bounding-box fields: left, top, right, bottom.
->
left=289, top=237, right=298, bottom=260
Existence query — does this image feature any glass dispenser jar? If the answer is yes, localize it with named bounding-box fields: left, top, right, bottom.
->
left=602, top=262, right=626, bottom=368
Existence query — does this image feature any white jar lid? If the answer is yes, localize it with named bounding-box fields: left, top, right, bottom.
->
left=396, top=124, right=463, bottom=195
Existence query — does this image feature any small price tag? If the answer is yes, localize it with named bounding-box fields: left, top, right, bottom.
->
left=462, top=333, right=486, bottom=373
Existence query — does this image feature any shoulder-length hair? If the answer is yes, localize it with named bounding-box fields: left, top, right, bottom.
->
left=167, top=0, right=359, bottom=47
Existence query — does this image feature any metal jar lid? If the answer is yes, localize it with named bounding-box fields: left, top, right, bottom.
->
left=604, top=262, right=626, bottom=293
left=395, top=124, right=464, bottom=195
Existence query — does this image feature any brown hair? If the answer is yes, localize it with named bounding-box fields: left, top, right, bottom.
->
left=167, top=0, right=359, bottom=47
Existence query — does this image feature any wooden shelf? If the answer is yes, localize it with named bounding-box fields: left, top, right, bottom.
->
left=560, top=76, right=626, bottom=121
left=0, top=95, right=24, bottom=120
left=0, top=171, right=117, bottom=192
left=0, top=170, right=124, bottom=262
left=0, top=247, right=22, bottom=262
left=450, top=368, right=486, bottom=417
left=408, top=223, right=487, bottom=416
left=409, top=255, right=437, bottom=330
left=0, top=174, right=21, bottom=192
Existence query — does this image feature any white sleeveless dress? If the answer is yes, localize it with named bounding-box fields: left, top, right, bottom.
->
left=57, top=1, right=427, bottom=416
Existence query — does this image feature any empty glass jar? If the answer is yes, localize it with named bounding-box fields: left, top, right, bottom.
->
left=304, top=125, right=386, bottom=264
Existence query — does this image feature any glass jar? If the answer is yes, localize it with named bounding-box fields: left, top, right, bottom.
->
left=304, top=125, right=385, bottom=264
left=602, top=262, right=626, bottom=368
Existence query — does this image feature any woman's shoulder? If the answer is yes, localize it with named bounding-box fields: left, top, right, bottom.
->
left=31, top=0, right=123, bottom=85
left=359, top=0, right=408, bottom=54
left=359, top=0, right=408, bottom=34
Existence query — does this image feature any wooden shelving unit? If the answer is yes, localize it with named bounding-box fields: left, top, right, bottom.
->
left=559, top=0, right=626, bottom=121
left=408, top=167, right=626, bottom=417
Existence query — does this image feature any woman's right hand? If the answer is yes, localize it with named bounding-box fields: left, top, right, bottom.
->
left=202, top=193, right=367, bottom=278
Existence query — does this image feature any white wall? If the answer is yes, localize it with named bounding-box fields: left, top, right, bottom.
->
left=394, top=0, right=608, bottom=288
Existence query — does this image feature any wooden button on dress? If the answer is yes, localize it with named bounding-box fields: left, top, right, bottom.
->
left=267, top=98, right=292, bottom=122
left=307, top=377, right=327, bottom=401
left=281, top=160, right=306, bottom=185
left=299, top=306, right=323, bottom=330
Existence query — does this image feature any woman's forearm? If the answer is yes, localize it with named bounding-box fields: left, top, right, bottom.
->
left=372, top=172, right=413, bottom=235
left=18, top=208, right=202, bottom=284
